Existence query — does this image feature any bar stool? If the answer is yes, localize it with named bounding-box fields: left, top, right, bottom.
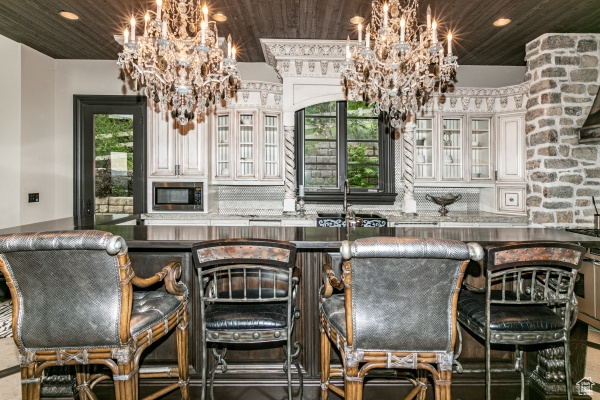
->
left=192, top=238, right=303, bottom=400
left=457, top=241, right=585, bottom=400
left=320, top=237, right=483, bottom=400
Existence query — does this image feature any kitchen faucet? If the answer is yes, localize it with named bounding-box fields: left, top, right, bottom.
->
left=343, top=180, right=351, bottom=214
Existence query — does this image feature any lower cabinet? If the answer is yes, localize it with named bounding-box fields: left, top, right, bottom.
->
left=496, top=185, right=526, bottom=214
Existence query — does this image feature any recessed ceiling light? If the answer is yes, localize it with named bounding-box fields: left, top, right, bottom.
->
left=213, top=13, right=227, bottom=22
left=493, top=18, right=511, bottom=27
left=59, top=10, right=79, bottom=20
left=350, top=16, right=364, bottom=25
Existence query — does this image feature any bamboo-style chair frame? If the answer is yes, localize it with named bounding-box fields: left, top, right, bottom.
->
left=457, top=241, right=585, bottom=400
left=192, top=238, right=303, bottom=400
left=320, top=237, right=483, bottom=400
left=0, top=230, right=190, bottom=400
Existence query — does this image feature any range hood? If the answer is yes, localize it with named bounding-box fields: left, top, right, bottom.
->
left=580, top=91, right=600, bottom=143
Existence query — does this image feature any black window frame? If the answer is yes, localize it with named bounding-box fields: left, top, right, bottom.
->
left=295, top=101, right=396, bottom=205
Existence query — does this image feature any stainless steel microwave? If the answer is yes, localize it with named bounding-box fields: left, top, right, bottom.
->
left=152, top=182, right=203, bottom=211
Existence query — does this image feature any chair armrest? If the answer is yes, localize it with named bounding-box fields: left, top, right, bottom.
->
left=322, top=263, right=344, bottom=298
left=132, top=261, right=188, bottom=298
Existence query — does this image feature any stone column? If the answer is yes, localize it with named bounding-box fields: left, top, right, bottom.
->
left=524, top=33, right=600, bottom=227
left=282, top=125, right=297, bottom=212
left=402, top=119, right=417, bottom=214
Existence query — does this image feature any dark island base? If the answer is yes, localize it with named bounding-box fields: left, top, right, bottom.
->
left=94, top=372, right=524, bottom=400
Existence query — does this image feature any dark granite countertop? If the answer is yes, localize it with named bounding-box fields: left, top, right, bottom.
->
left=1, top=217, right=599, bottom=250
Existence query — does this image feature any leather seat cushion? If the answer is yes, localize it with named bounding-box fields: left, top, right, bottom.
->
left=205, top=301, right=288, bottom=330
left=130, top=291, right=183, bottom=337
left=458, top=290, right=565, bottom=333
left=321, top=294, right=346, bottom=338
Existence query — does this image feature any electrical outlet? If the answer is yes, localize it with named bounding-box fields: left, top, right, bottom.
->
left=28, top=193, right=39, bottom=203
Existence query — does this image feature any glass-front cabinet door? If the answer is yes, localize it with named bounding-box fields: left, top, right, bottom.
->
left=215, top=113, right=231, bottom=178
left=470, top=117, right=491, bottom=180
left=415, top=117, right=434, bottom=180
left=236, top=112, right=256, bottom=179
left=262, top=113, right=281, bottom=179
left=441, top=116, right=463, bottom=180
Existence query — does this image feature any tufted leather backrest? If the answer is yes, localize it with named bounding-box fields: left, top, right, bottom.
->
left=0, top=230, right=127, bottom=350
left=342, top=237, right=478, bottom=353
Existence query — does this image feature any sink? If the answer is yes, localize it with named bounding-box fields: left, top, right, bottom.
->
left=317, top=213, right=345, bottom=218
left=316, top=213, right=387, bottom=228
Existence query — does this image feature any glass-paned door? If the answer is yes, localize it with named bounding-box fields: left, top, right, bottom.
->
left=93, top=114, right=134, bottom=215
left=74, top=96, right=146, bottom=228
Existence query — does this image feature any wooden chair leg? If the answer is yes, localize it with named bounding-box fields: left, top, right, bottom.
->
left=344, top=364, right=360, bottom=400
left=178, top=308, right=190, bottom=400
left=20, top=364, right=41, bottom=400
left=320, top=328, right=331, bottom=400
left=440, top=369, right=452, bottom=400
left=114, top=361, right=137, bottom=400
left=417, top=369, right=428, bottom=400
left=75, top=365, right=92, bottom=400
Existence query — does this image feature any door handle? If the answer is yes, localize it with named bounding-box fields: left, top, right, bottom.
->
left=86, top=200, right=92, bottom=216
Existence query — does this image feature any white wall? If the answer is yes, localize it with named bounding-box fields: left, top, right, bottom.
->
left=0, top=36, right=22, bottom=229
left=454, top=65, right=526, bottom=88
left=54, top=60, right=143, bottom=220
left=20, top=46, right=56, bottom=225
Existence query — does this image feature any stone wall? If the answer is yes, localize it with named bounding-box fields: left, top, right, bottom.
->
left=525, top=33, right=600, bottom=227
left=95, top=197, right=133, bottom=214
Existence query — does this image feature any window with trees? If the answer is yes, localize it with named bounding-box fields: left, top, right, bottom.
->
left=295, top=101, right=396, bottom=204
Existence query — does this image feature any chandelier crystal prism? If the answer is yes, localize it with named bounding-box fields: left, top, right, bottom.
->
left=341, top=0, right=458, bottom=128
left=117, top=0, right=240, bottom=125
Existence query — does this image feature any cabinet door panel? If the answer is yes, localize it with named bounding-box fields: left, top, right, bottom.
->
left=179, top=121, right=207, bottom=177
left=149, top=109, right=177, bottom=177
left=497, top=114, right=525, bottom=182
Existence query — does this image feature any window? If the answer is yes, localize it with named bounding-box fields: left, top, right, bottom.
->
left=295, top=101, right=396, bottom=204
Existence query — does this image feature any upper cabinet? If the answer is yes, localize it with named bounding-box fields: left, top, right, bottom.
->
left=148, top=108, right=207, bottom=179
left=211, top=109, right=283, bottom=184
left=415, top=114, right=492, bottom=184
left=496, top=113, right=526, bottom=183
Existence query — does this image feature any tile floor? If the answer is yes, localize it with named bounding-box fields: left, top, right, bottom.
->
left=0, top=337, right=20, bottom=400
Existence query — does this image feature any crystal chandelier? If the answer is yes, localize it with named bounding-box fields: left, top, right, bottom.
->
left=117, top=0, right=240, bottom=125
left=341, top=0, right=458, bottom=128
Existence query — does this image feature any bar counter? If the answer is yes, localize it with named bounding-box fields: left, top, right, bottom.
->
left=1, top=218, right=598, bottom=399
left=3, top=217, right=598, bottom=248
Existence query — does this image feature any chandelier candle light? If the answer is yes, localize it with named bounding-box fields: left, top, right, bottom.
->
left=117, top=0, right=240, bottom=125
left=341, top=0, right=458, bottom=128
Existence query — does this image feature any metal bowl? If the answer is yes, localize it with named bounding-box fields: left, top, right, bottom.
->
left=426, top=193, right=462, bottom=216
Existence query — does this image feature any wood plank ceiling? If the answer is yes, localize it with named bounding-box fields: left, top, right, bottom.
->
left=0, top=0, right=599, bottom=65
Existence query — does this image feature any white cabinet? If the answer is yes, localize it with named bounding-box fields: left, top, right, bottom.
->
left=496, top=113, right=526, bottom=183
left=415, top=115, right=493, bottom=184
left=495, top=113, right=526, bottom=214
left=148, top=108, right=208, bottom=178
left=211, top=110, right=283, bottom=184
